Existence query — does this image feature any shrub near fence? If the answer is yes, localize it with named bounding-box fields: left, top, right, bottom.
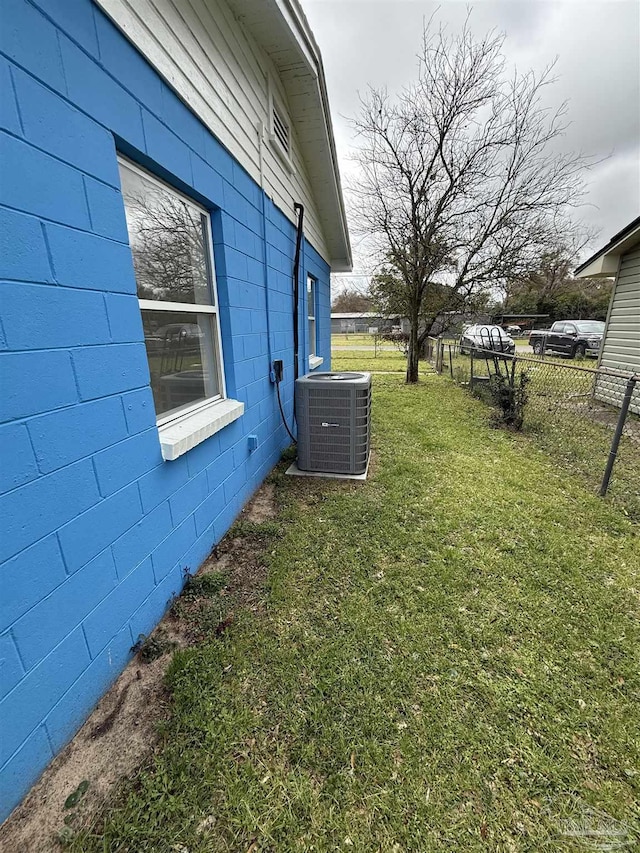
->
left=429, top=338, right=640, bottom=517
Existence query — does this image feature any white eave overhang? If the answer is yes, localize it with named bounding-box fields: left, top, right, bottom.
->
left=575, top=218, right=640, bottom=278
left=227, top=0, right=352, bottom=271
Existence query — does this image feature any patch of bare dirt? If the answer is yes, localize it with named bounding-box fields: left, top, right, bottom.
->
left=0, top=650, right=171, bottom=852
left=0, top=480, right=280, bottom=852
left=217, top=485, right=278, bottom=613
left=244, top=482, right=277, bottom=523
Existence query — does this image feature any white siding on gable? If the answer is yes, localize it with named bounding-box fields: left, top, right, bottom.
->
left=595, top=245, right=640, bottom=415
left=96, top=0, right=330, bottom=261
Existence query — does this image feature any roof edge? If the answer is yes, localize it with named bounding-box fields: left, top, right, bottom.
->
left=280, top=0, right=352, bottom=271
left=231, top=0, right=352, bottom=271
left=575, top=216, right=640, bottom=278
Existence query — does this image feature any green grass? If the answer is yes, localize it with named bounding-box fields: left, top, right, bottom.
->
left=71, top=376, right=639, bottom=852
left=331, top=346, right=417, bottom=374
left=331, top=351, right=410, bottom=373
left=331, top=334, right=378, bottom=347
left=444, top=351, right=640, bottom=517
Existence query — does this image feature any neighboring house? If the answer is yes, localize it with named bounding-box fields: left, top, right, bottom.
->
left=330, top=312, right=404, bottom=334
left=0, top=0, right=350, bottom=820
left=489, top=313, right=550, bottom=333
left=329, top=311, right=492, bottom=337
left=431, top=311, right=491, bottom=336
left=575, top=216, right=640, bottom=415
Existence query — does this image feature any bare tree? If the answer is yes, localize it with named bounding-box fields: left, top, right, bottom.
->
left=331, top=289, right=374, bottom=312
left=350, top=15, right=595, bottom=382
left=123, top=182, right=209, bottom=304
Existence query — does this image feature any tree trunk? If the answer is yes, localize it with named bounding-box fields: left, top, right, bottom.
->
left=406, top=319, right=420, bottom=383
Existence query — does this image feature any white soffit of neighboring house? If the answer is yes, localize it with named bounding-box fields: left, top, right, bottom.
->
left=575, top=220, right=640, bottom=278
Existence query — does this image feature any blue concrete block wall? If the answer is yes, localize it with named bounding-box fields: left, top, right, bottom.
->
left=0, top=0, right=331, bottom=821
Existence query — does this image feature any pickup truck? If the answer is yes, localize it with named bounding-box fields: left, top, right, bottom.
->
left=529, top=320, right=605, bottom=358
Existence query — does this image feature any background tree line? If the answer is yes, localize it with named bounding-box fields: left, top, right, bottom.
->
left=332, top=249, right=612, bottom=328
left=491, top=248, right=612, bottom=323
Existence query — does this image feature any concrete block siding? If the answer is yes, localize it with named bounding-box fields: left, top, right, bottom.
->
left=0, top=0, right=331, bottom=820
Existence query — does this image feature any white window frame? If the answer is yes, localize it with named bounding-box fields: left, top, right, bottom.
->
left=307, top=274, right=323, bottom=369
left=119, top=157, right=243, bottom=459
left=138, top=294, right=226, bottom=430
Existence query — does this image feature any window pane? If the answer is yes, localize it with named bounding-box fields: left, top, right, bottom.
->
left=120, top=162, right=214, bottom=306
left=309, top=318, right=316, bottom=357
left=307, top=276, right=316, bottom=356
left=142, top=310, right=220, bottom=419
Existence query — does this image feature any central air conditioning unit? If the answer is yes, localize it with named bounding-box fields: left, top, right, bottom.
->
left=295, top=372, right=371, bottom=475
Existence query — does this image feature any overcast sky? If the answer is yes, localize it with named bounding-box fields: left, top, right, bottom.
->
left=304, top=0, right=640, bottom=278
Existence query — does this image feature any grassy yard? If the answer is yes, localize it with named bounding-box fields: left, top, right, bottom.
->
left=331, top=351, right=409, bottom=373
left=330, top=336, right=416, bottom=373
left=330, top=334, right=408, bottom=374
left=71, top=375, right=638, bottom=852
left=331, top=334, right=378, bottom=347
left=445, top=350, right=640, bottom=517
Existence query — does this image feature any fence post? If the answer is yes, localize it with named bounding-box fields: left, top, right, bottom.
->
left=449, top=344, right=453, bottom=378
left=600, top=375, right=637, bottom=497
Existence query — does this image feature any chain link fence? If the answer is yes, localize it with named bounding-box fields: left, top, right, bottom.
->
left=429, top=337, right=640, bottom=517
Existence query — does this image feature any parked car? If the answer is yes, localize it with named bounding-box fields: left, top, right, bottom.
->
left=528, top=320, right=605, bottom=358
left=459, top=324, right=516, bottom=355
left=505, top=324, right=522, bottom=335
left=145, top=322, right=203, bottom=356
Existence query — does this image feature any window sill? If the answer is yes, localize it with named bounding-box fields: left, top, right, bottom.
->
left=309, top=356, right=324, bottom=370
left=159, top=398, right=244, bottom=461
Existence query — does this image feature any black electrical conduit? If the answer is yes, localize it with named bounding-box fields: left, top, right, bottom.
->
left=292, top=202, right=304, bottom=381
left=276, top=379, right=297, bottom=444
left=274, top=202, right=305, bottom=444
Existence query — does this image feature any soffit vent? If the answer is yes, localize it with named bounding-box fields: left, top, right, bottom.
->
left=272, top=103, right=290, bottom=154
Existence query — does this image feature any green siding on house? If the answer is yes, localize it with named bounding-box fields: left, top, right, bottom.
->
left=596, top=245, right=640, bottom=415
